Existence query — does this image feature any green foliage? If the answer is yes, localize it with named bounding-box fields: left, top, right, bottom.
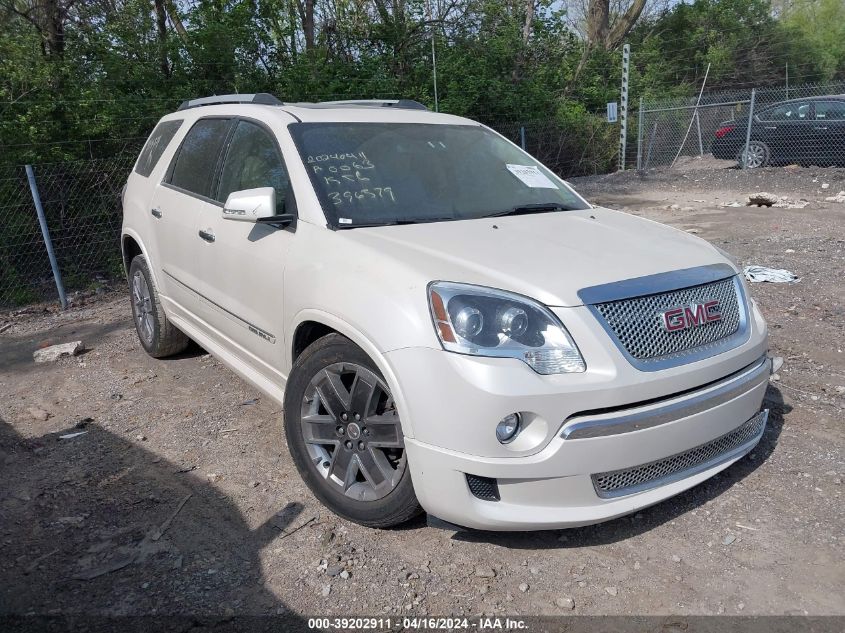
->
left=2, top=0, right=842, bottom=167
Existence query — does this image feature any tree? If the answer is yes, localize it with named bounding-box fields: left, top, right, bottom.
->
left=0, top=0, right=77, bottom=59
left=586, top=0, right=647, bottom=50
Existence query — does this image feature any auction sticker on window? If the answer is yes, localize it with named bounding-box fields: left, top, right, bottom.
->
left=506, top=164, right=558, bottom=189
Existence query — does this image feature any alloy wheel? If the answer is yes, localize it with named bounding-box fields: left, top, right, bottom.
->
left=741, top=142, right=766, bottom=168
left=300, top=362, right=405, bottom=501
left=132, top=270, right=154, bottom=345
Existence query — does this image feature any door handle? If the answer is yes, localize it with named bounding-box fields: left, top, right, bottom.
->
left=814, top=126, right=828, bottom=131
left=151, top=207, right=162, bottom=218
left=198, top=229, right=216, bottom=243
left=764, top=126, right=777, bottom=130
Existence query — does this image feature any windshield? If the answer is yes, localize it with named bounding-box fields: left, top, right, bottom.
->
left=288, top=122, right=589, bottom=228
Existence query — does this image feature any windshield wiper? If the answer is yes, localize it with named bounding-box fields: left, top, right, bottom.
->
left=336, top=216, right=457, bottom=229
left=484, top=203, right=575, bottom=218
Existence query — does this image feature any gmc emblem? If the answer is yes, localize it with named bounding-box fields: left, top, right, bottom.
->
left=661, top=300, right=722, bottom=332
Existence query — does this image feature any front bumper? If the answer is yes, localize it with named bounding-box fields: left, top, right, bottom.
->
left=385, top=299, right=770, bottom=530
left=408, top=412, right=766, bottom=531
left=405, top=401, right=768, bottom=531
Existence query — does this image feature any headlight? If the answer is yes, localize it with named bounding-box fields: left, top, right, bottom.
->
left=428, top=282, right=586, bottom=374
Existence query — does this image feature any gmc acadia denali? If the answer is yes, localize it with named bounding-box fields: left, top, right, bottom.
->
left=121, top=93, right=775, bottom=530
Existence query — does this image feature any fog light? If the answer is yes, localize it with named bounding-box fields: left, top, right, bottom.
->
left=496, top=413, right=521, bottom=444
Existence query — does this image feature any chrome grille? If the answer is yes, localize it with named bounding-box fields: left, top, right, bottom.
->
left=592, top=277, right=742, bottom=363
left=592, top=410, right=767, bottom=498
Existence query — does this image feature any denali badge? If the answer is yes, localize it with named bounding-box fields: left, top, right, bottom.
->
left=661, top=300, right=722, bottom=332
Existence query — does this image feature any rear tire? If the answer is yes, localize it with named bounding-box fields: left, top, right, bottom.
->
left=128, top=255, right=189, bottom=358
left=284, top=333, right=422, bottom=528
left=737, top=140, right=770, bottom=168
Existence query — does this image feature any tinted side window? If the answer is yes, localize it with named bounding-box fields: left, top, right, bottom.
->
left=217, top=121, right=290, bottom=211
left=135, top=120, right=183, bottom=177
left=814, top=101, right=845, bottom=121
left=169, top=119, right=231, bottom=198
left=760, top=102, right=810, bottom=121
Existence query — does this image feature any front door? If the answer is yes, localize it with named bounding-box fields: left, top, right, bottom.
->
left=192, top=118, right=297, bottom=385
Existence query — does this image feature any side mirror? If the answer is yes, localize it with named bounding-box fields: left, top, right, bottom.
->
left=222, top=187, right=276, bottom=222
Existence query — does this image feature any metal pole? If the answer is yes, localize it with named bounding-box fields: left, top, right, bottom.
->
left=742, top=89, right=756, bottom=170
left=431, top=34, right=439, bottom=113
left=785, top=63, right=789, bottom=99
left=636, top=96, right=644, bottom=170
left=427, top=0, right=438, bottom=113
left=695, top=110, right=704, bottom=157
left=618, top=43, right=630, bottom=171
left=520, top=126, right=526, bottom=151
left=26, top=164, right=67, bottom=309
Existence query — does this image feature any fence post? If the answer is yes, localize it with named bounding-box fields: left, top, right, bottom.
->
left=636, top=97, right=644, bottom=170
left=742, top=89, right=756, bottom=169
left=695, top=111, right=703, bottom=157
left=520, top=126, right=526, bottom=151
left=25, top=164, right=67, bottom=309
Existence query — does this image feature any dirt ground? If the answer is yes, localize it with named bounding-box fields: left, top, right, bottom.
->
left=1, top=166, right=843, bottom=622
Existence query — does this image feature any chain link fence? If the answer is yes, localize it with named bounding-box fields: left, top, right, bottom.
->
left=0, top=154, right=140, bottom=307
left=638, top=81, right=845, bottom=171
left=492, top=116, right=625, bottom=178
left=8, top=82, right=841, bottom=309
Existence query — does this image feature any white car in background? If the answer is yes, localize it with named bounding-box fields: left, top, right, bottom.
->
left=121, top=94, right=774, bottom=530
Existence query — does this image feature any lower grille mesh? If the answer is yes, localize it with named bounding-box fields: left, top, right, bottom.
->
left=466, top=474, right=500, bottom=501
left=592, top=410, right=767, bottom=497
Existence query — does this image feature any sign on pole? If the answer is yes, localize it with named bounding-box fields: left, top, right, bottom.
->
left=606, top=102, right=618, bottom=123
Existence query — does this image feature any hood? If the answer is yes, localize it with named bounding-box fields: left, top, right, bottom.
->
left=343, top=207, right=734, bottom=307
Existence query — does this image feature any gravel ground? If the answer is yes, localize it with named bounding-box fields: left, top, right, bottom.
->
left=1, top=166, right=843, bottom=621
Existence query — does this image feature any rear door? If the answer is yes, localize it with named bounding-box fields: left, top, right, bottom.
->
left=192, top=118, right=297, bottom=383
left=755, top=101, right=812, bottom=164
left=150, top=117, right=234, bottom=323
left=810, top=100, right=845, bottom=166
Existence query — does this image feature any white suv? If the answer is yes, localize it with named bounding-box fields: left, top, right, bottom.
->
left=122, top=93, right=774, bottom=531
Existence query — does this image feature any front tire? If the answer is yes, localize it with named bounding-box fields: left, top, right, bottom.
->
left=284, top=333, right=422, bottom=528
left=128, top=255, right=189, bottom=358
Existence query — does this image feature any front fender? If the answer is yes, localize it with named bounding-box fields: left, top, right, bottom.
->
left=287, top=309, right=418, bottom=439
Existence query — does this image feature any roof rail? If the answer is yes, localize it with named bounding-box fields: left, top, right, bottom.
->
left=312, top=99, right=429, bottom=111
left=177, top=93, right=283, bottom=111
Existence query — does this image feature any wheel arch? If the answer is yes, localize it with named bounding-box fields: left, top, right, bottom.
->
left=121, top=230, right=162, bottom=289
left=288, top=310, right=417, bottom=439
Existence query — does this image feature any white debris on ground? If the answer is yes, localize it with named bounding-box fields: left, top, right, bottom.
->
left=773, top=196, right=810, bottom=209
left=824, top=191, right=845, bottom=203
left=33, top=340, right=84, bottom=363
left=743, top=266, right=800, bottom=283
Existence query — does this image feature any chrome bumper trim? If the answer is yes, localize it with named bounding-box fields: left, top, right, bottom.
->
left=561, top=355, right=770, bottom=440
left=592, top=409, right=768, bottom=499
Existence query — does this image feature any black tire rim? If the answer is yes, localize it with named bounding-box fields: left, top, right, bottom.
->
left=300, top=362, right=405, bottom=501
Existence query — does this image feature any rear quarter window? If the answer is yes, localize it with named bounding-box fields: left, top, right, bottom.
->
left=134, top=120, right=183, bottom=177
